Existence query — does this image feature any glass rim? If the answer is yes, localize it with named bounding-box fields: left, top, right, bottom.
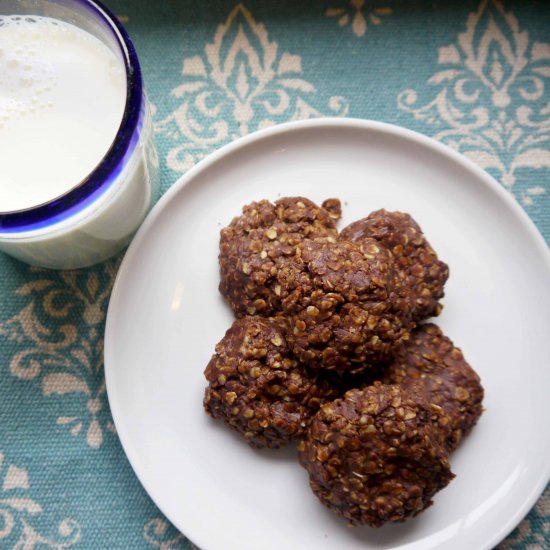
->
left=0, top=0, right=144, bottom=234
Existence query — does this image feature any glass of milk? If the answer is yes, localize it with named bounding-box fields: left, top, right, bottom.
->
left=0, top=0, right=160, bottom=269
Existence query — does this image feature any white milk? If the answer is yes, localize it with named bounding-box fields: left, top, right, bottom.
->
left=0, top=14, right=159, bottom=269
left=0, top=15, right=126, bottom=211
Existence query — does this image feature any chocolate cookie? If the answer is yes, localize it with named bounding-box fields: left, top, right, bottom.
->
left=219, top=197, right=340, bottom=318
left=281, top=238, right=413, bottom=373
left=340, top=210, right=448, bottom=321
left=382, top=323, right=484, bottom=452
left=203, top=316, right=342, bottom=448
left=298, top=384, right=454, bottom=526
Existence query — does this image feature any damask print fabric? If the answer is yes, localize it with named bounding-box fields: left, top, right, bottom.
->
left=154, top=4, right=349, bottom=172
left=0, top=0, right=547, bottom=548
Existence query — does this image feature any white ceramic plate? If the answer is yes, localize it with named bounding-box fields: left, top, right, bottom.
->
left=104, top=119, right=550, bottom=550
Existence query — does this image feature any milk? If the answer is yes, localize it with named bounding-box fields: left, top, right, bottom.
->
left=0, top=13, right=159, bottom=269
left=0, top=15, right=126, bottom=211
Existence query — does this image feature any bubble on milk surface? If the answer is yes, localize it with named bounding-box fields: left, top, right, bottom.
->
left=0, top=16, right=57, bottom=125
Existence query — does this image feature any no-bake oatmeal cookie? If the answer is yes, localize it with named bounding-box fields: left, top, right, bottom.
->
left=381, top=323, right=484, bottom=452
left=340, top=210, right=449, bottom=322
left=280, top=238, right=413, bottom=373
left=219, top=197, right=341, bottom=318
left=298, top=383, right=454, bottom=526
left=203, top=316, right=342, bottom=448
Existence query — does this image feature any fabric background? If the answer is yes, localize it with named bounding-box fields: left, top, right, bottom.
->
left=0, top=0, right=548, bottom=547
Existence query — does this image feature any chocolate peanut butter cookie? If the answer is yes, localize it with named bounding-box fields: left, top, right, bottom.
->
left=340, top=210, right=448, bottom=322
left=204, top=316, right=342, bottom=448
left=298, top=384, right=454, bottom=526
left=219, top=197, right=340, bottom=318
left=382, top=323, right=484, bottom=452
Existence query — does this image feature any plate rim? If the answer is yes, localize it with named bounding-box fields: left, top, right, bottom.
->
left=104, top=117, right=550, bottom=550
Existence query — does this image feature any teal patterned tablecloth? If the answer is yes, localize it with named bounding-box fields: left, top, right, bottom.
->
left=0, top=0, right=549, bottom=548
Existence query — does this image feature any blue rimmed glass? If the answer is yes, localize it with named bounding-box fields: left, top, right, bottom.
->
left=0, top=0, right=160, bottom=268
